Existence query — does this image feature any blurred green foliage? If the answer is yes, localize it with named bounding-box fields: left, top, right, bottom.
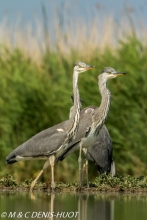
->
left=0, top=34, right=147, bottom=184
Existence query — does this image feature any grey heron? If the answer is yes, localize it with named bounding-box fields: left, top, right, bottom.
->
left=58, top=67, right=125, bottom=187
left=6, top=62, right=95, bottom=192
left=69, top=95, right=115, bottom=185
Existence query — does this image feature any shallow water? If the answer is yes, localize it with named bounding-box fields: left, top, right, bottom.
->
left=0, top=191, right=147, bottom=220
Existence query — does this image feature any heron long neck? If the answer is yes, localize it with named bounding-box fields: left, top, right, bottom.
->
left=68, top=70, right=81, bottom=141
left=93, top=79, right=111, bottom=136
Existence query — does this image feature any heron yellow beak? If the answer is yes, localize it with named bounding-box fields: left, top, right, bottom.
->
left=86, top=65, right=96, bottom=70
left=114, top=72, right=126, bottom=76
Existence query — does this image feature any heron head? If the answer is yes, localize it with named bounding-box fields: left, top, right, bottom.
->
left=100, top=67, right=126, bottom=80
left=74, top=62, right=96, bottom=73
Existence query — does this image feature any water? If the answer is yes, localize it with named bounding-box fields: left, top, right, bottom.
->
left=0, top=191, right=147, bottom=220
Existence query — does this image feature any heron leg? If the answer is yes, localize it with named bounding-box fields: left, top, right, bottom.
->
left=49, top=155, right=56, bottom=189
left=78, top=143, right=83, bottom=188
left=82, top=161, right=86, bottom=185
left=82, top=163, right=85, bottom=183
left=85, top=159, right=89, bottom=188
left=82, top=159, right=89, bottom=187
left=30, top=160, right=50, bottom=193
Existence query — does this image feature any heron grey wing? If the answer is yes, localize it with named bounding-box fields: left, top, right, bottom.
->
left=6, top=120, right=69, bottom=162
left=32, top=131, right=68, bottom=156
left=97, top=124, right=112, bottom=156
left=87, top=125, right=113, bottom=173
left=6, top=130, right=67, bottom=161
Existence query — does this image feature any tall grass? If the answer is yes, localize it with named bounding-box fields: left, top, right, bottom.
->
left=0, top=10, right=147, bottom=182
left=1, top=9, right=146, bottom=62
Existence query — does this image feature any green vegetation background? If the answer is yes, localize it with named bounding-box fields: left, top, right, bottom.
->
left=0, top=21, right=147, bottom=183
